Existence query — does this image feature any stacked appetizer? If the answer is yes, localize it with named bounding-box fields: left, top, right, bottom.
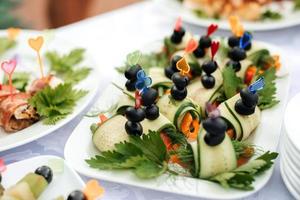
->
left=0, top=166, right=53, bottom=199
left=87, top=18, right=281, bottom=190
left=0, top=166, right=103, bottom=200
left=0, top=33, right=90, bottom=133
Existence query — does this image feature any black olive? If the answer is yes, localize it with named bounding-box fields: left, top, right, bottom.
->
left=67, top=190, right=87, bottom=200
left=125, top=107, right=145, bottom=122
left=170, top=28, right=185, bottom=44
left=171, top=55, right=183, bottom=71
left=202, top=60, right=218, bottom=74
left=141, top=88, right=158, bottom=106
left=202, top=117, right=227, bottom=135
left=125, top=121, right=143, bottom=136
left=145, top=104, right=160, bottom=120
left=193, top=47, right=205, bottom=58
left=35, top=166, right=53, bottom=184
left=235, top=99, right=256, bottom=115
left=171, top=72, right=189, bottom=89
left=244, top=43, right=252, bottom=51
left=226, top=60, right=241, bottom=72
left=171, top=85, right=187, bottom=100
left=204, top=132, right=225, bottom=146
left=199, top=36, right=212, bottom=49
left=125, top=80, right=136, bottom=91
left=124, top=64, right=142, bottom=80
left=165, top=66, right=175, bottom=79
left=240, top=88, right=258, bottom=107
left=228, top=36, right=240, bottom=48
left=228, top=47, right=246, bottom=62
left=201, top=74, right=215, bottom=89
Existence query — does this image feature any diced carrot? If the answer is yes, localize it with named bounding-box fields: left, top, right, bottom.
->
left=181, top=113, right=200, bottom=141
left=244, top=66, right=257, bottom=85
left=237, top=157, right=249, bottom=167
left=226, top=128, right=235, bottom=139
left=165, top=89, right=171, bottom=95
left=160, top=133, right=173, bottom=151
left=242, top=147, right=254, bottom=158
left=273, top=55, right=281, bottom=70
left=97, top=114, right=108, bottom=125
left=83, top=180, right=104, bottom=200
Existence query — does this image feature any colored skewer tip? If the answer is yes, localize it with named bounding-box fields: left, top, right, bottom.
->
left=174, top=17, right=183, bottom=32
left=249, top=77, right=265, bottom=94
left=176, top=57, right=190, bottom=75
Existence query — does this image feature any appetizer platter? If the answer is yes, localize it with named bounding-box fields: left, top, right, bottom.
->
left=155, top=0, right=300, bottom=30
left=65, top=18, right=290, bottom=199
left=0, top=155, right=104, bottom=200
left=0, top=29, right=100, bottom=152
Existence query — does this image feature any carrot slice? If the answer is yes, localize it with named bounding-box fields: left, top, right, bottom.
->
left=181, top=113, right=200, bottom=141
left=226, top=128, right=235, bottom=139
left=160, top=133, right=173, bottom=151
left=237, top=157, right=249, bottom=167
left=97, top=114, right=108, bottom=125
left=83, top=180, right=104, bottom=200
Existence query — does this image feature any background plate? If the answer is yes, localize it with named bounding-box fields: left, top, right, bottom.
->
left=1, top=155, right=85, bottom=199
left=64, top=41, right=290, bottom=199
left=155, top=0, right=300, bottom=31
left=0, top=30, right=100, bottom=152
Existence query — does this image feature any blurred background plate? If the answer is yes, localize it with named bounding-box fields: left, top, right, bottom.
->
left=155, top=0, right=300, bottom=31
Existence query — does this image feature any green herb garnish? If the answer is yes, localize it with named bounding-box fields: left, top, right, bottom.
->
left=222, top=67, right=244, bottom=99
left=0, top=37, right=16, bottom=55
left=210, top=151, right=278, bottom=190
left=46, top=48, right=91, bottom=84
left=257, top=68, right=279, bottom=110
left=261, top=10, right=282, bottom=20
left=3, top=72, right=30, bottom=92
left=248, top=49, right=274, bottom=69
left=86, top=131, right=168, bottom=179
left=29, top=83, right=87, bottom=124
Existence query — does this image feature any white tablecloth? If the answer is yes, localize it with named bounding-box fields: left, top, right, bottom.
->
left=1, top=1, right=300, bottom=199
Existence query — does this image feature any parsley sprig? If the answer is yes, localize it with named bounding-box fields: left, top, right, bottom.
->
left=29, top=83, right=87, bottom=124
left=222, top=67, right=244, bottom=99
left=210, top=151, right=278, bottom=190
left=87, top=131, right=168, bottom=178
left=46, top=48, right=91, bottom=84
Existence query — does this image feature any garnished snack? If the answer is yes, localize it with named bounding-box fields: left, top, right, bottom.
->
left=86, top=18, right=282, bottom=190
left=0, top=165, right=52, bottom=199
left=0, top=34, right=90, bottom=133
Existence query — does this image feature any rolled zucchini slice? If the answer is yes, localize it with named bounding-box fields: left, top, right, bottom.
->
left=92, top=114, right=175, bottom=152
left=148, top=67, right=172, bottom=90
left=196, top=128, right=237, bottom=179
left=218, top=93, right=261, bottom=141
left=187, top=68, right=223, bottom=112
left=156, top=95, right=201, bottom=134
left=220, top=59, right=252, bottom=79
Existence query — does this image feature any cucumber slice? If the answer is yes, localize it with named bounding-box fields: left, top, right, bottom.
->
left=187, top=68, right=223, bottom=113
left=198, top=128, right=237, bottom=179
left=148, top=68, right=172, bottom=89
left=220, top=94, right=261, bottom=141
left=188, top=140, right=199, bottom=177
left=18, top=173, right=48, bottom=198
left=116, top=94, right=135, bottom=115
left=157, top=95, right=200, bottom=130
left=4, top=182, right=35, bottom=200
left=93, top=115, right=129, bottom=152
left=92, top=114, right=174, bottom=152
left=218, top=101, right=243, bottom=140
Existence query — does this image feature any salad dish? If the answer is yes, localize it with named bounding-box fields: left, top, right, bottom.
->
left=0, top=155, right=104, bottom=200
left=64, top=17, right=290, bottom=199
left=156, top=0, right=300, bottom=30
left=0, top=30, right=100, bottom=151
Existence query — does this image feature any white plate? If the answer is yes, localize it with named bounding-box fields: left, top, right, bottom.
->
left=0, top=30, right=100, bottom=152
left=155, top=0, right=300, bottom=31
left=1, top=155, right=85, bottom=199
left=282, top=134, right=300, bottom=167
left=280, top=143, right=300, bottom=187
left=280, top=157, right=300, bottom=199
left=64, top=41, right=290, bottom=199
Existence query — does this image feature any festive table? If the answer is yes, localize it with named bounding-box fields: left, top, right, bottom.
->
left=1, top=1, right=299, bottom=199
